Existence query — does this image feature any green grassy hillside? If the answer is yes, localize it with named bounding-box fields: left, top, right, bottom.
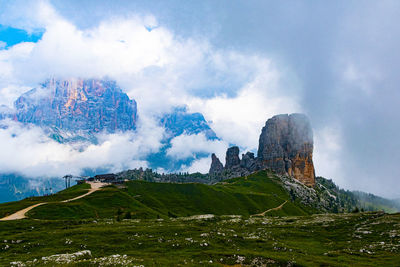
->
left=27, top=171, right=315, bottom=220
left=316, top=177, right=400, bottom=213
left=0, top=183, right=90, bottom=218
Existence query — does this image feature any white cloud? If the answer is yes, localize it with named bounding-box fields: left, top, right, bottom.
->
left=0, top=0, right=58, bottom=33
left=0, top=1, right=291, bottom=117
left=0, top=119, right=164, bottom=177
left=313, top=125, right=345, bottom=185
left=180, top=157, right=212, bottom=174
left=187, top=64, right=302, bottom=150
left=341, top=62, right=382, bottom=97
left=167, top=133, right=228, bottom=161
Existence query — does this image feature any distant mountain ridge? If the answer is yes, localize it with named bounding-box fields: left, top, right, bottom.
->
left=160, top=107, right=217, bottom=140
left=0, top=174, right=64, bottom=203
left=13, top=78, right=137, bottom=133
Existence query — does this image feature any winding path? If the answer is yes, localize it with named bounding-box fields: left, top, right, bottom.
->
left=252, top=200, right=288, bottom=217
left=62, top=182, right=106, bottom=203
left=0, top=182, right=107, bottom=221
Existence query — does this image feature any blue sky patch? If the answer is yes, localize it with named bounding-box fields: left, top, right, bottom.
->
left=0, top=25, right=44, bottom=49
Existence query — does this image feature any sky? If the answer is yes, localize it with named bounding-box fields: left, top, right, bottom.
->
left=0, top=0, right=399, bottom=198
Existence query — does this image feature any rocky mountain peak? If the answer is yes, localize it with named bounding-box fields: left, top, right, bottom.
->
left=209, top=113, right=315, bottom=186
left=13, top=78, right=137, bottom=133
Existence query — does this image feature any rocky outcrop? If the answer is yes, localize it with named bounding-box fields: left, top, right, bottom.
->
left=209, top=113, right=316, bottom=187
left=258, top=114, right=315, bottom=186
left=225, top=146, right=240, bottom=169
left=240, top=152, right=259, bottom=172
left=13, top=78, right=137, bottom=133
left=209, top=153, right=224, bottom=174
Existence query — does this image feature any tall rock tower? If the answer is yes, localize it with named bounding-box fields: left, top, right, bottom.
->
left=257, top=113, right=315, bottom=186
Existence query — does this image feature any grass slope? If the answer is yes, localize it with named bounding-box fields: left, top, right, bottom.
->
left=0, top=183, right=90, bottom=218
left=28, top=171, right=314, bottom=220
left=0, top=212, right=399, bottom=266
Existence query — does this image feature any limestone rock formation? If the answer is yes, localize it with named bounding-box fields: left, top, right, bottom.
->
left=257, top=113, right=315, bottom=186
left=13, top=78, right=137, bottom=133
left=240, top=152, right=259, bottom=172
left=225, top=146, right=240, bottom=169
left=209, top=153, right=224, bottom=174
left=209, top=113, right=316, bottom=186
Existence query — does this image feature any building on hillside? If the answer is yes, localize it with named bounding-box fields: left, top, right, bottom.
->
left=93, top=173, right=123, bottom=184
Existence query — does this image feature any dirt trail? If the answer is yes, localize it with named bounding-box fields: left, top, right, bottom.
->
left=252, top=200, right=288, bottom=217
left=0, top=182, right=107, bottom=221
left=62, top=182, right=106, bottom=203
left=0, top=203, right=47, bottom=221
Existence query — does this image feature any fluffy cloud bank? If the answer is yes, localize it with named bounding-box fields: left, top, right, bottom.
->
left=0, top=119, right=163, bottom=177
left=167, top=133, right=228, bottom=161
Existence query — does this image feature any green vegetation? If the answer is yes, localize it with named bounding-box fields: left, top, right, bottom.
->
left=28, top=186, right=160, bottom=220
left=28, top=171, right=315, bottom=220
left=0, top=183, right=90, bottom=218
left=316, top=177, right=400, bottom=213
left=0, top=212, right=399, bottom=266
left=1, top=171, right=399, bottom=265
left=352, top=191, right=400, bottom=213
left=117, top=168, right=215, bottom=184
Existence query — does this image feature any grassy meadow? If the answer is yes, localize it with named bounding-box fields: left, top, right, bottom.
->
left=0, top=171, right=399, bottom=266
left=0, top=212, right=399, bottom=266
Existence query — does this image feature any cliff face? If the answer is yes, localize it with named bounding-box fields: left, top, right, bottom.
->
left=225, top=146, right=240, bottom=169
left=14, top=78, right=137, bottom=133
left=258, top=114, right=315, bottom=186
left=209, top=153, right=224, bottom=174
left=209, top=113, right=315, bottom=187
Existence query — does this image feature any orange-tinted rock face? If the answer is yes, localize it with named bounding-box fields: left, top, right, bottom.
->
left=287, top=150, right=315, bottom=186
left=258, top=114, right=315, bottom=186
left=14, top=78, right=137, bottom=133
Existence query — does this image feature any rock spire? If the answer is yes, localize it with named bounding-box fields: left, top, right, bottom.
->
left=209, top=113, right=316, bottom=186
